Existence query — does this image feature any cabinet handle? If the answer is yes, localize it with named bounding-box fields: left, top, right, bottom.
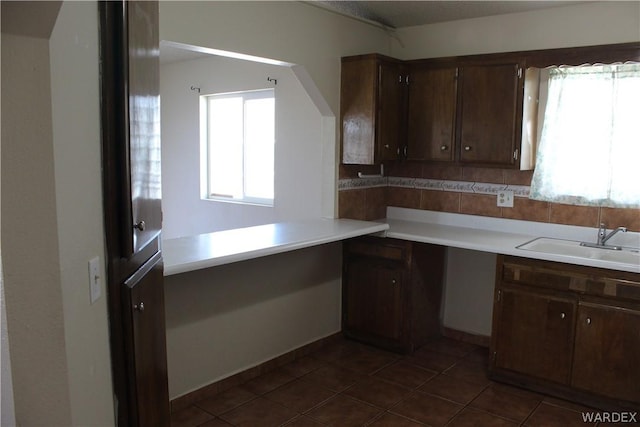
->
left=440, top=145, right=448, bottom=151
left=586, top=317, right=591, bottom=325
left=134, top=302, right=145, bottom=312
left=560, top=312, right=566, bottom=319
left=464, top=146, right=472, bottom=151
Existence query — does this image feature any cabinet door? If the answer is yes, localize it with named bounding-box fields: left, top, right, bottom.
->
left=377, top=61, right=404, bottom=162
left=493, top=286, right=575, bottom=384
left=341, top=56, right=404, bottom=165
left=406, top=67, right=457, bottom=161
left=124, top=253, right=170, bottom=427
left=572, top=302, right=640, bottom=403
left=128, top=0, right=162, bottom=255
left=458, top=63, right=521, bottom=166
left=341, top=57, right=377, bottom=164
left=344, top=258, right=404, bottom=343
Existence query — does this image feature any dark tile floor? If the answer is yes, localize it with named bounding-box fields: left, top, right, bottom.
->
left=170, top=336, right=611, bottom=427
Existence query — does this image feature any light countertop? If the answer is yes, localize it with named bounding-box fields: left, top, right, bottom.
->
left=163, top=218, right=389, bottom=276
left=384, top=207, right=640, bottom=274
left=163, top=208, right=639, bottom=276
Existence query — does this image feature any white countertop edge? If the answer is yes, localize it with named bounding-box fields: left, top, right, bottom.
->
left=383, top=214, right=640, bottom=274
left=163, top=219, right=389, bottom=276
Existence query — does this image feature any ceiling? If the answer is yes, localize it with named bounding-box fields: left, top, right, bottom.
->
left=312, top=1, right=588, bottom=29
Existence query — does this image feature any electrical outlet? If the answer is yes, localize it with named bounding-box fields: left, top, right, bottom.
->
left=497, top=190, right=514, bottom=208
left=88, top=256, right=101, bottom=304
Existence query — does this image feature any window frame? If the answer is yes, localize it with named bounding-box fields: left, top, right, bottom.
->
left=200, top=88, right=275, bottom=207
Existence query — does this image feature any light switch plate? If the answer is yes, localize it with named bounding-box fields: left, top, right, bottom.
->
left=497, top=190, right=514, bottom=208
left=88, top=256, right=101, bottom=304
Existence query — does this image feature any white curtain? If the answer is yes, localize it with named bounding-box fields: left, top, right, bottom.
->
left=529, top=63, right=640, bottom=208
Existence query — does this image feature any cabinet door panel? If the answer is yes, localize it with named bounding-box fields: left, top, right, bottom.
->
left=124, top=253, right=170, bottom=427
left=494, top=286, right=575, bottom=384
left=341, top=58, right=377, bottom=164
left=344, top=259, right=403, bottom=341
left=377, top=61, right=404, bottom=162
left=459, top=64, right=520, bottom=165
left=572, top=303, right=640, bottom=403
left=407, top=67, right=457, bottom=161
left=128, top=0, right=162, bottom=255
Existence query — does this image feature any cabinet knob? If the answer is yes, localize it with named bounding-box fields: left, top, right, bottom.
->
left=440, top=145, right=448, bottom=151
left=134, top=302, right=145, bottom=312
left=586, top=317, right=591, bottom=325
left=560, top=312, right=566, bottom=319
left=391, top=279, right=397, bottom=285
left=384, top=144, right=390, bottom=149
left=464, top=146, right=472, bottom=151
left=134, top=220, right=146, bottom=231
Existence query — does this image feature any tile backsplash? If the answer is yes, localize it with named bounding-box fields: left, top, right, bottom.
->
left=339, top=162, right=640, bottom=232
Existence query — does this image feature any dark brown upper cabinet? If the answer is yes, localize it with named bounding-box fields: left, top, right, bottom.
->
left=341, top=54, right=406, bottom=165
left=406, top=66, right=458, bottom=162
left=340, top=43, right=638, bottom=168
left=405, top=61, right=528, bottom=168
left=457, top=62, right=523, bottom=167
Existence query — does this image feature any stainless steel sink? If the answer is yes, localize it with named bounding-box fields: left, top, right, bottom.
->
left=517, top=237, right=640, bottom=265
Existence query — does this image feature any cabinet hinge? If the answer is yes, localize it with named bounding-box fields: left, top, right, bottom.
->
left=513, top=149, right=519, bottom=161
left=497, top=289, right=501, bottom=302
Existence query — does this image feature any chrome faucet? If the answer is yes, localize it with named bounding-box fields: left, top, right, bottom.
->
left=581, top=223, right=627, bottom=250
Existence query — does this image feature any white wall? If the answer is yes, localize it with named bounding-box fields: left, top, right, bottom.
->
left=2, top=30, right=73, bottom=426
left=161, top=56, right=324, bottom=237
left=49, top=3, right=115, bottom=425
left=443, top=249, right=496, bottom=337
left=159, top=1, right=391, bottom=116
left=1, top=2, right=115, bottom=425
left=165, top=243, right=342, bottom=398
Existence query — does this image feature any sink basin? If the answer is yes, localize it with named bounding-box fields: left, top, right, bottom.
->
left=517, top=237, right=640, bottom=265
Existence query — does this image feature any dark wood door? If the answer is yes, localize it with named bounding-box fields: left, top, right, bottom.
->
left=407, top=67, right=457, bottom=161
left=458, top=63, right=521, bottom=166
left=99, top=1, right=169, bottom=425
left=493, top=285, right=576, bottom=384
left=128, top=0, right=162, bottom=255
left=572, top=302, right=640, bottom=403
left=344, top=258, right=404, bottom=343
left=124, top=253, right=170, bottom=427
left=377, top=60, right=405, bottom=162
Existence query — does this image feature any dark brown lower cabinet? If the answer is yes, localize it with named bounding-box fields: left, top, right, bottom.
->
left=123, top=253, right=170, bottom=427
left=491, top=255, right=640, bottom=411
left=342, top=237, right=445, bottom=353
left=493, top=285, right=575, bottom=384
left=572, top=301, right=640, bottom=403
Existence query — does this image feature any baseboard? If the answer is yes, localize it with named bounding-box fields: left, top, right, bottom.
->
left=170, top=332, right=342, bottom=413
left=442, top=327, right=491, bottom=348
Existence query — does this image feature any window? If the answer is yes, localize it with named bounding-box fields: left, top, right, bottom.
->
left=529, top=63, right=640, bottom=208
left=201, top=88, right=275, bottom=206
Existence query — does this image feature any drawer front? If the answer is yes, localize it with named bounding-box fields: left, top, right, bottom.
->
left=345, top=237, right=410, bottom=262
left=501, top=256, right=640, bottom=303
